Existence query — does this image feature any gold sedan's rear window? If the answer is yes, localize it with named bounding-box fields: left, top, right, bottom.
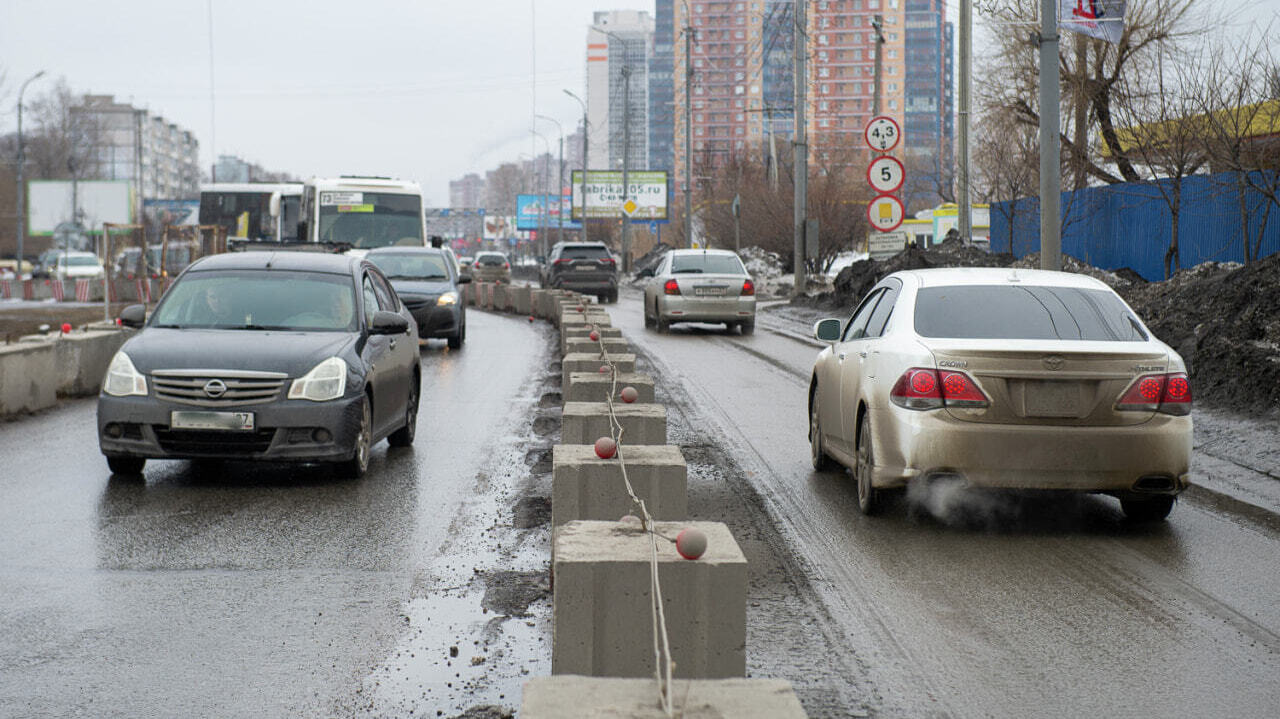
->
left=914, top=285, right=1147, bottom=341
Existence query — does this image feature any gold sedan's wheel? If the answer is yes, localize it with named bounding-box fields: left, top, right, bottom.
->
left=856, top=417, right=882, bottom=515
left=809, top=391, right=835, bottom=471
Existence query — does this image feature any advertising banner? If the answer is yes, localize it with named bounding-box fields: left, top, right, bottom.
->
left=570, top=170, right=668, bottom=221
left=1059, top=0, right=1126, bottom=44
left=516, top=192, right=582, bottom=231
left=27, top=180, right=133, bottom=236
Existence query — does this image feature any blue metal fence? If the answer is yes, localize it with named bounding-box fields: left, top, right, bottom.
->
left=989, top=171, right=1280, bottom=280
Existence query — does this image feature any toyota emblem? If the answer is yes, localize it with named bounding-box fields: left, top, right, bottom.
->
left=1042, top=355, right=1065, bottom=371
left=203, top=379, right=228, bottom=398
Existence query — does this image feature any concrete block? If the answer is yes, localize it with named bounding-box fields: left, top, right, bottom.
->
left=560, top=325, right=623, bottom=354
left=493, top=283, right=512, bottom=312
left=522, top=676, right=807, bottom=718
left=561, top=353, right=636, bottom=389
left=552, top=444, right=686, bottom=527
left=53, top=330, right=129, bottom=397
left=510, top=286, right=533, bottom=315
left=564, top=337, right=630, bottom=357
left=462, top=281, right=477, bottom=306
left=552, top=520, right=747, bottom=678
left=561, top=401, right=666, bottom=446
left=0, top=342, right=58, bottom=416
left=564, top=371, right=656, bottom=404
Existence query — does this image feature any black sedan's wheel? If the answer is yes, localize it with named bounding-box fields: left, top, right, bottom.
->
left=809, top=392, right=836, bottom=471
left=106, top=456, right=146, bottom=476
left=339, top=395, right=373, bottom=478
left=388, top=379, right=418, bottom=448
left=447, top=325, right=464, bottom=350
left=855, top=417, right=882, bottom=515
left=1120, top=495, right=1175, bottom=522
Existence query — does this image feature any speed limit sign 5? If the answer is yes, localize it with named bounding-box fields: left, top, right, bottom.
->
left=864, top=116, right=902, bottom=153
left=867, top=155, right=905, bottom=194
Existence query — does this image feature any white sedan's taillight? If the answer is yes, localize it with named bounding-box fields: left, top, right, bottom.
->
left=890, top=368, right=989, bottom=410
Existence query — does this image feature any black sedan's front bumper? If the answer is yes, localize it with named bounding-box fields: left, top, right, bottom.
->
left=401, top=296, right=463, bottom=339
left=98, top=392, right=364, bottom=463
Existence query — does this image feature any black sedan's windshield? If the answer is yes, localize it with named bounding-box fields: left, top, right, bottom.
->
left=368, top=253, right=451, bottom=280
left=150, top=270, right=358, bottom=331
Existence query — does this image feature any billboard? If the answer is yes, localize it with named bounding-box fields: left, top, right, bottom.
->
left=516, top=192, right=582, bottom=231
left=570, top=170, right=668, bottom=220
left=482, top=215, right=517, bottom=241
left=27, top=180, right=133, bottom=236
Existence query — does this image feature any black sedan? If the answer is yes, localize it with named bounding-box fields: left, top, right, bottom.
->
left=97, top=251, right=421, bottom=478
left=366, top=246, right=470, bottom=349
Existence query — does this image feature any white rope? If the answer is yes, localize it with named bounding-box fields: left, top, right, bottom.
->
left=593, top=317, right=678, bottom=716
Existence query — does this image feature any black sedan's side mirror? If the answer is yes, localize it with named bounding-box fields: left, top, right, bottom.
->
left=119, top=304, right=147, bottom=329
left=636, top=267, right=655, bottom=279
left=456, top=273, right=472, bottom=284
left=369, top=310, right=410, bottom=335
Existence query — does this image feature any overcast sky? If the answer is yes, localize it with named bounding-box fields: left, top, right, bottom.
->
left=1, top=1, right=1274, bottom=205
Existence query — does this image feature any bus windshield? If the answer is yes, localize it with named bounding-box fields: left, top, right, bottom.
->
left=318, top=192, right=423, bottom=249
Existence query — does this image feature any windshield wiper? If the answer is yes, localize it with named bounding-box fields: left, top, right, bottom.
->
left=388, top=274, right=447, bottom=280
left=151, top=323, right=183, bottom=329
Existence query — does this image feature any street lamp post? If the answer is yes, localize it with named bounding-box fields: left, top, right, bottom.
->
left=535, top=114, right=565, bottom=251
left=15, top=70, right=47, bottom=274
left=532, top=131, right=552, bottom=261
left=564, top=89, right=589, bottom=242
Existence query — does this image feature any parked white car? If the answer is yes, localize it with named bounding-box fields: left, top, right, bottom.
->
left=52, top=251, right=106, bottom=281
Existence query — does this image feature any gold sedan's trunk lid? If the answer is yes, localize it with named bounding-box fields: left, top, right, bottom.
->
left=925, top=340, right=1170, bottom=426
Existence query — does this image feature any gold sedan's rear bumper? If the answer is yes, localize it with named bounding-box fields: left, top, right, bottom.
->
left=867, top=405, right=1193, bottom=494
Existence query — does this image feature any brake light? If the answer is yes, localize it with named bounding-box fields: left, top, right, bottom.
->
left=503, top=262, right=510, bottom=269
left=742, top=279, right=755, bottom=296
left=664, top=279, right=681, bottom=295
left=1116, top=372, right=1192, bottom=416
left=602, top=257, right=616, bottom=265
left=554, top=258, right=571, bottom=265
left=890, top=367, right=989, bottom=410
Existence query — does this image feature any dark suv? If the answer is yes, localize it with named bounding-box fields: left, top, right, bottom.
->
left=541, top=242, right=619, bottom=303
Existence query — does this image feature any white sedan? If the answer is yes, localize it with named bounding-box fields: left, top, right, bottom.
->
left=808, top=267, right=1193, bottom=521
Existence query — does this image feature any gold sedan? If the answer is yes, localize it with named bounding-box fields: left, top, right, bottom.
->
left=808, top=267, right=1192, bottom=521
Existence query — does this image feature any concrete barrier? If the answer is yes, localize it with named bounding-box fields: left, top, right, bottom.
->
left=552, top=520, right=747, bottom=678
left=564, top=337, right=630, bottom=357
left=0, top=342, right=58, bottom=416
left=564, top=371, right=655, bottom=404
left=522, top=676, right=807, bottom=718
left=52, top=330, right=129, bottom=397
left=560, top=325, right=623, bottom=354
left=561, top=401, right=666, bottom=445
left=561, top=352, right=636, bottom=389
left=493, top=283, right=511, bottom=312
left=510, top=286, right=534, bottom=315
left=552, top=444, right=687, bottom=527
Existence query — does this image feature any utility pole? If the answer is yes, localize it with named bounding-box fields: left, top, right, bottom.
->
left=793, top=0, right=808, bottom=295
left=536, top=113, right=566, bottom=251
left=620, top=65, right=632, bottom=272
left=684, top=26, right=694, bottom=249
left=958, top=1, right=972, bottom=243
left=1038, top=0, right=1061, bottom=270
left=872, top=15, right=884, bottom=115
left=15, top=70, right=46, bottom=272
left=564, top=89, right=590, bottom=242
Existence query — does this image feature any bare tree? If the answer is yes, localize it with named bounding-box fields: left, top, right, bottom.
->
left=972, top=102, right=1039, bottom=253
left=1193, top=26, right=1280, bottom=263
left=25, top=78, right=103, bottom=182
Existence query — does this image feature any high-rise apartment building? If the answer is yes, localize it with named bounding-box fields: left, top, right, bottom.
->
left=649, top=0, right=676, bottom=174
left=670, top=0, right=952, bottom=212
left=449, top=173, right=486, bottom=208
left=586, top=10, right=653, bottom=173
left=70, top=95, right=200, bottom=200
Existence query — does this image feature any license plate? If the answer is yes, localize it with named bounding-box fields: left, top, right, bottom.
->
left=694, top=286, right=727, bottom=296
left=1023, top=381, right=1081, bottom=418
left=575, top=265, right=594, bottom=271
left=170, top=410, right=255, bottom=431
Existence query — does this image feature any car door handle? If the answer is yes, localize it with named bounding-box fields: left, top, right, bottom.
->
left=859, top=350, right=868, bottom=358
left=838, top=352, right=847, bottom=361
left=389, top=338, right=397, bottom=349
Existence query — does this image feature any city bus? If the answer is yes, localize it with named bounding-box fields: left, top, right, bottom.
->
left=298, top=177, right=427, bottom=255
left=198, top=182, right=303, bottom=244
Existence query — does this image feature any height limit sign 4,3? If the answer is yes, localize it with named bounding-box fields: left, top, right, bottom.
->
left=864, top=115, right=905, bottom=232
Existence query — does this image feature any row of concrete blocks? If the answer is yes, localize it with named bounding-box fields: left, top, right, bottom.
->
left=523, top=300, right=808, bottom=716
left=0, top=278, right=164, bottom=303
left=0, top=329, right=130, bottom=417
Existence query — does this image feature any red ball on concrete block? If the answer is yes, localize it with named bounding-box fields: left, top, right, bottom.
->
left=576, top=305, right=585, bottom=313
left=620, top=386, right=639, bottom=403
left=528, top=316, right=535, bottom=322
left=598, top=365, right=610, bottom=374
left=594, top=436, right=617, bottom=459
left=60, top=323, right=72, bottom=334
left=676, top=528, right=707, bottom=560
left=589, top=330, right=600, bottom=341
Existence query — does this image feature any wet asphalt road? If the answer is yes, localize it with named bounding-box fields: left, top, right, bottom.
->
left=610, top=288, right=1280, bottom=718
left=0, top=309, right=553, bottom=718
left=4, top=292, right=1280, bottom=718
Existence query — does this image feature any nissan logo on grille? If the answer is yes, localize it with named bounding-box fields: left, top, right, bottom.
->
left=203, top=379, right=228, bottom=398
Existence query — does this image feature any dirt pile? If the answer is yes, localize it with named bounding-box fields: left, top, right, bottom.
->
left=793, top=239, right=1280, bottom=417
